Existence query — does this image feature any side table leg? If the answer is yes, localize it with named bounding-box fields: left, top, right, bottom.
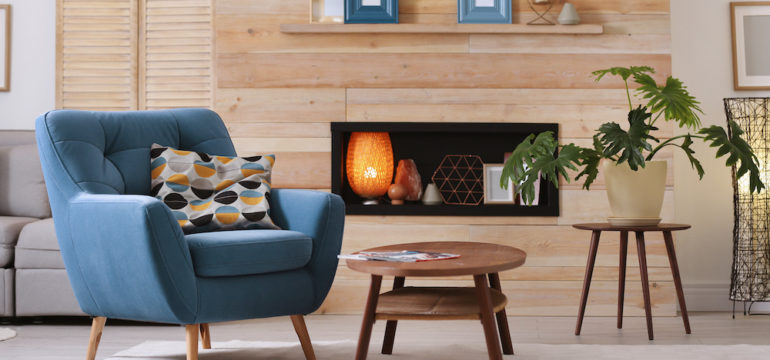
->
left=663, top=231, right=692, bottom=334
left=635, top=232, right=654, bottom=341
left=474, top=274, right=503, bottom=360
left=618, top=231, right=628, bottom=329
left=488, top=272, right=514, bottom=355
left=356, top=275, right=382, bottom=360
left=575, top=230, right=601, bottom=335
left=381, top=276, right=405, bottom=354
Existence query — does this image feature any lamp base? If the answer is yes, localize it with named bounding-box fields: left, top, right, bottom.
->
left=362, top=198, right=379, bottom=205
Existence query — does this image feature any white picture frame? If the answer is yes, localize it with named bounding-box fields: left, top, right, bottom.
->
left=483, top=164, right=515, bottom=204
left=731, top=2, right=770, bottom=90
left=0, top=5, right=10, bottom=92
left=311, top=0, right=344, bottom=24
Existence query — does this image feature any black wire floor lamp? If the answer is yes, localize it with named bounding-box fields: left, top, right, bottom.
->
left=725, top=98, right=770, bottom=317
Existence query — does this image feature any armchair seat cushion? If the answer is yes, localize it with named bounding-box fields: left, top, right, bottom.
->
left=185, top=230, right=313, bottom=277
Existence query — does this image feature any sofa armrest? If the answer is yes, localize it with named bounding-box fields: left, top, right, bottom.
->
left=66, top=193, right=198, bottom=324
left=269, top=189, right=345, bottom=309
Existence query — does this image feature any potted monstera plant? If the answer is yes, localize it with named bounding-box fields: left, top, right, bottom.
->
left=501, top=66, right=765, bottom=226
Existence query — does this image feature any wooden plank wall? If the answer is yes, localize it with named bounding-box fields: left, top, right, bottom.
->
left=214, top=0, right=674, bottom=316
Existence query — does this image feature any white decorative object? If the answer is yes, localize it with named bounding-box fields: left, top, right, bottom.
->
left=558, top=2, right=580, bottom=25
left=422, top=183, right=442, bottom=205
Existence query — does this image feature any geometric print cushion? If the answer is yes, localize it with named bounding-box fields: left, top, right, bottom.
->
left=150, top=144, right=281, bottom=234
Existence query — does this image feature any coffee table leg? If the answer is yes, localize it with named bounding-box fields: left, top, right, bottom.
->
left=356, top=275, right=382, bottom=360
left=381, top=276, right=405, bottom=355
left=474, top=274, right=503, bottom=360
left=575, top=230, right=601, bottom=335
left=663, top=231, right=691, bottom=334
left=618, top=231, right=628, bottom=329
left=488, top=272, right=514, bottom=355
left=635, top=232, right=654, bottom=341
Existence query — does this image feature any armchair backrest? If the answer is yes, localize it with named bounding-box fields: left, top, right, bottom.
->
left=36, top=109, right=236, bottom=198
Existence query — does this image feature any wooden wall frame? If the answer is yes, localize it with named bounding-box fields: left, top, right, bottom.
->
left=0, top=5, right=10, bottom=92
left=731, top=1, right=770, bottom=90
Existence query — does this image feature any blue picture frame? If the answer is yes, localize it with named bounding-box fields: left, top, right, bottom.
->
left=345, top=0, right=398, bottom=24
left=458, top=0, right=511, bottom=24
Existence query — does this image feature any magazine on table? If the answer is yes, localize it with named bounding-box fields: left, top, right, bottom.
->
left=338, top=250, right=460, bottom=262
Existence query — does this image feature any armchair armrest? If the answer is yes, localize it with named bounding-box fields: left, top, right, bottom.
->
left=66, top=193, right=198, bottom=324
left=270, top=189, right=345, bottom=309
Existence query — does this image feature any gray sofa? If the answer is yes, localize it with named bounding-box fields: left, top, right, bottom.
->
left=0, top=130, right=83, bottom=317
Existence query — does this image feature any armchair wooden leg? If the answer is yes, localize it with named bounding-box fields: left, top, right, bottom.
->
left=200, top=323, right=212, bottom=349
left=86, top=317, right=106, bottom=360
left=291, top=315, right=317, bottom=360
left=186, top=324, right=199, bottom=360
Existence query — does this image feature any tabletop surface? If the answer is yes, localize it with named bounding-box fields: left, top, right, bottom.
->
left=345, top=241, right=527, bottom=277
left=572, top=223, right=691, bottom=232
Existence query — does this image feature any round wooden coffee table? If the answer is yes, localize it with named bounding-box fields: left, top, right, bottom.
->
left=346, top=241, right=527, bottom=360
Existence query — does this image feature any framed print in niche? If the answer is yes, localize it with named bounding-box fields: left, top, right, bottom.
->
left=458, top=0, right=512, bottom=24
left=731, top=2, right=770, bottom=90
left=483, top=164, right=515, bottom=204
left=345, top=0, right=398, bottom=24
left=0, top=5, right=10, bottom=92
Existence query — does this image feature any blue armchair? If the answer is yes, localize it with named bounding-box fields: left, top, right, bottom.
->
left=35, top=109, right=345, bottom=360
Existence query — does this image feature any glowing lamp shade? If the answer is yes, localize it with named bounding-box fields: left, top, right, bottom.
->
left=346, top=132, right=394, bottom=203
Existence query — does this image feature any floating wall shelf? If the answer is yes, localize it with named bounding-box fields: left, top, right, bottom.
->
left=280, top=23, right=604, bottom=34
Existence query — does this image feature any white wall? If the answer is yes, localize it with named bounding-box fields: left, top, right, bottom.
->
left=671, top=0, right=770, bottom=310
left=0, top=0, right=55, bottom=130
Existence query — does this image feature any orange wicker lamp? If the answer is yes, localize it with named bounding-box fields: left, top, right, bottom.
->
left=346, top=132, right=394, bottom=205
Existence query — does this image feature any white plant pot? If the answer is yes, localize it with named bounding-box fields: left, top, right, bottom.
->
left=602, top=160, right=667, bottom=226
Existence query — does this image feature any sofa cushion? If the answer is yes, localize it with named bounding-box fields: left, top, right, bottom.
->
left=0, top=144, right=51, bottom=218
left=0, top=216, right=38, bottom=268
left=14, top=218, right=64, bottom=269
left=186, top=230, right=312, bottom=277
left=151, top=144, right=280, bottom=233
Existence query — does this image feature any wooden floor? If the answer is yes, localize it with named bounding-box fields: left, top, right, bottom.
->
left=1, top=313, right=769, bottom=359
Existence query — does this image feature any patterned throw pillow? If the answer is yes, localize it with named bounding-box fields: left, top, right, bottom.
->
left=150, top=144, right=280, bottom=233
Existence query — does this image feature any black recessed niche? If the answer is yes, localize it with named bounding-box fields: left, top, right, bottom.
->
left=331, top=122, right=559, bottom=216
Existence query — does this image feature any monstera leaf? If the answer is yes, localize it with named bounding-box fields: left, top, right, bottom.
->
left=598, top=106, right=659, bottom=170
left=575, top=135, right=604, bottom=190
left=501, top=132, right=582, bottom=205
left=635, top=74, right=702, bottom=129
left=592, top=66, right=655, bottom=82
left=700, top=121, right=764, bottom=193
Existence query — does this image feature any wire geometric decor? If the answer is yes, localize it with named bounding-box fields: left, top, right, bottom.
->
left=431, top=155, right=484, bottom=205
left=725, top=98, right=770, bottom=307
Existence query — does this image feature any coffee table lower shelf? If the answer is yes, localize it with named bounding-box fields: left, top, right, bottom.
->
left=375, top=286, right=508, bottom=321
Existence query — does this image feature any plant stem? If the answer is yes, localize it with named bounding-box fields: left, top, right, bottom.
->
left=649, top=111, right=664, bottom=127
left=646, top=133, right=706, bottom=160
left=624, top=79, right=633, bottom=111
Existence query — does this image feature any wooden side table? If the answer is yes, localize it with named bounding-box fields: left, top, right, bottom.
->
left=572, top=223, right=692, bottom=340
left=346, top=241, right=527, bottom=360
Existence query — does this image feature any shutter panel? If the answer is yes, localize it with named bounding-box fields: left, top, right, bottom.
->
left=140, top=0, right=213, bottom=110
left=58, top=0, right=138, bottom=110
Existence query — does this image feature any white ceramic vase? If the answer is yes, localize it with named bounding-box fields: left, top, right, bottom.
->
left=602, top=160, right=667, bottom=226
left=422, top=183, right=443, bottom=205
left=558, top=3, right=580, bottom=25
